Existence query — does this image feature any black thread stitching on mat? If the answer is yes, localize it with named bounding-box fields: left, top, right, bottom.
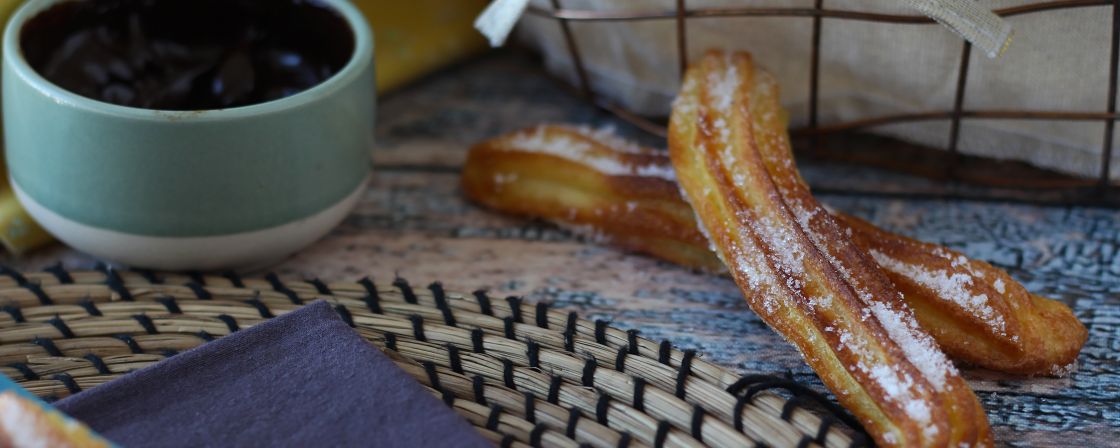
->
left=674, top=350, right=696, bottom=399
left=393, top=277, right=417, bottom=304
left=502, top=358, right=516, bottom=389
left=471, top=328, right=484, bottom=353
left=33, top=337, right=63, bottom=356
left=221, top=271, right=244, bottom=288
left=486, top=405, right=503, bottom=431
left=535, top=302, right=550, bottom=328
left=265, top=273, right=302, bottom=304
left=2, top=305, right=25, bottom=323
left=563, top=312, right=577, bottom=352
left=103, top=268, right=132, bottom=301
left=848, top=433, right=870, bottom=448
left=448, top=344, right=464, bottom=374
left=796, top=435, right=813, bottom=448
left=429, top=282, right=446, bottom=303
left=529, top=424, right=546, bottom=447
left=816, top=416, right=836, bottom=444
left=432, top=284, right=456, bottom=326
left=691, top=404, right=706, bottom=443
left=132, top=314, right=158, bottom=335
left=472, top=290, right=493, bottom=315
left=24, top=282, right=51, bottom=305
left=594, top=320, right=607, bottom=344
left=733, top=395, right=748, bottom=431
left=216, top=314, right=239, bottom=333
left=47, top=316, right=75, bottom=338
left=473, top=375, right=487, bottom=406
left=334, top=305, right=355, bottom=327
left=112, top=334, right=141, bottom=354
left=81, top=298, right=105, bottom=317
left=617, top=433, right=631, bottom=448
left=8, top=363, right=38, bottom=380
left=384, top=333, right=398, bottom=351
left=632, top=378, right=646, bottom=412
left=422, top=361, right=442, bottom=391
left=626, top=329, right=640, bottom=355
left=0, top=266, right=27, bottom=284
left=133, top=268, right=161, bottom=285
left=500, top=435, right=515, bottom=448
left=654, top=421, right=670, bottom=448
left=657, top=340, right=671, bottom=365
left=547, top=375, right=562, bottom=404
left=441, top=389, right=456, bottom=407
left=196, top=331, right=214, bottom=342
left=187, top=271, right=206, bottom=286
left=527, top=340, right=541, bottom=369
left=502, top=316, right=515, bottom=340
left=1, top=264, right=51, bottom=304
left=307, top=278, right=333, bottom=295
left=614, top=346, right=628, bottom=372
left=185, top=282, right=211, bottom=300
left=523, top=391, right=537, bottom=423
left=781, top=396, right=805, bottom=421
left=581, top=357, right=597, bottom=387
left=245, top=299, right=274, bottom=318
left=725, top=375, right=868, bottom=439
left=409, top=315, right=427, bottom=342
left=84, top=354, right=111, bottom=374
left=154, top=297, right=179, bottom=314
left=358, top=276, right=378, bottom=298
left=44, top=263, right=73, bottom=284
left=54, top=373, right=81, bottom=395
left=362, top=291, right=382, bottom=314
left=566, top=408, right=582, bottom=438
left=595, top=393, right=610, bottom=424
left=506, top=296, right=523, bottom=323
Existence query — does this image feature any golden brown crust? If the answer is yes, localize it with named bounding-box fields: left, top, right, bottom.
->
left=666, top=49, right=989, bottom=447
left=462, top=123, right=1086, bottom=377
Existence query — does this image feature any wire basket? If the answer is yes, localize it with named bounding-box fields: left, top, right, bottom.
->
left=526, top=0, right=1119, bottom=207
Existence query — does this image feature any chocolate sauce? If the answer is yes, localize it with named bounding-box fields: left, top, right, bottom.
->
left=20, top=0, right=355, bottom=110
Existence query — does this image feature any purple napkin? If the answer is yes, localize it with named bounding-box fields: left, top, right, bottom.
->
left=56, top=301, right=490, bottom=448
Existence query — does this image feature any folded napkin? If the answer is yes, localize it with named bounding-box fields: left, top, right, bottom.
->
left=56, top=301, right=489, bottom=448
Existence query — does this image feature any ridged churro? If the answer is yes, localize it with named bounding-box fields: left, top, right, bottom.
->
left=667, top=50, right=989, bottom=447
left=462, top=124, right=1086, bottom=377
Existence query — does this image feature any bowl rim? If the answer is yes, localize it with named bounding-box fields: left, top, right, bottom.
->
left=2, top=0, right=374, bottom=122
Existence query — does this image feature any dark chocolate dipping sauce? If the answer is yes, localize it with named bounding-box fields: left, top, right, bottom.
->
left=20, top=0, right=355, bottom=110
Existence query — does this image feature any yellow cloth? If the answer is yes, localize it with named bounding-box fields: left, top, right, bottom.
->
left=0, top=0, right=489, bottom=255
left=0, top=0, right=51, bottom=255
left=358, top=0, right=490, bottom=92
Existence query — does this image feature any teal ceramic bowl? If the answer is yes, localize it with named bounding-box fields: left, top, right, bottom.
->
left=2, top=0, right=375, bottom=270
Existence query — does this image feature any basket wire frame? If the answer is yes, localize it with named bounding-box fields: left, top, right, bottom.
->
left=528, top=0, right=1120, bottom=206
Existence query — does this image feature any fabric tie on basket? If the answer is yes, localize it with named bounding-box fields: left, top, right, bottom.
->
left=53, top=300, right=490, bottom=448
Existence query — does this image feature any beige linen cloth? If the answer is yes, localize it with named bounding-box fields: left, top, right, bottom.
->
left=516, top=0, right=1118, bottom=181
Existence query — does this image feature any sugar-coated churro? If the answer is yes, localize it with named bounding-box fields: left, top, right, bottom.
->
left=667, top=50, right=989, bottom=447
left=462, top=124, right=1086, bottom=377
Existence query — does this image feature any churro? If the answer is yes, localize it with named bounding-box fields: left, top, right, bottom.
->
left=462, top=124, right=1086, bottom=377
left=667, top=50, right=989, bottom=446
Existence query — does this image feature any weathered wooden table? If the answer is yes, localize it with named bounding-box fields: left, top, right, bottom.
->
left=5, top=53, right=1118, bottom=446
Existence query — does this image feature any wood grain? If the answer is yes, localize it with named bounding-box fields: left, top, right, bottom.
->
left=2, top=52, right=1117, bottom=446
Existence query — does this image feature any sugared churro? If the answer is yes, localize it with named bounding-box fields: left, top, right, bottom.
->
left=462, top=124, right=1086, bottom=377
left=667, top=50, right=989, bottom=447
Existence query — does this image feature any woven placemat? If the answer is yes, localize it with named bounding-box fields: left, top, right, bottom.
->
left=0, top=266, right=867, bottom=448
